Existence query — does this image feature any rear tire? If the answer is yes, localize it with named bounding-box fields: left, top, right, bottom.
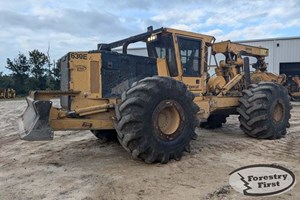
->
left=200, top=114, right=228, bottom=129
left=91, top=130, right=117, bottom=142
left=115, top=76, right=199, bottom=164
left=237, top=82, right=291, bottom=139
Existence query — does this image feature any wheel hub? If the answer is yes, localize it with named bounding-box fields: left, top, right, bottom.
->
left=153, top=100, right=184, bottom=140
left=158, top=104, right=180, bottom=135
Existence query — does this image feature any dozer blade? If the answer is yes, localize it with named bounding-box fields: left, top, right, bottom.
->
left=19, top=97, right=54, bottom=141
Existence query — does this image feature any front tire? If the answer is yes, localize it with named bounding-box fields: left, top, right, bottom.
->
left=115, top=76, right=199, bottom=163
left=237, top=82, right=291, bottom=139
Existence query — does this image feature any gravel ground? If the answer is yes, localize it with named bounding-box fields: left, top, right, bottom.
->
left=0, top=100, right=299, bottom=200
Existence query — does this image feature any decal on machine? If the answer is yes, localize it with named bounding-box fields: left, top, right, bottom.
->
left=71, top=53, right=88, bottom=60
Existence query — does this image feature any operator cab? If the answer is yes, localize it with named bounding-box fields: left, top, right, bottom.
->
left=97, top=27, right=215, bottom=92
left=147, top=33, right=202, bottom=78
left=146, top=28, right=214, bottom=92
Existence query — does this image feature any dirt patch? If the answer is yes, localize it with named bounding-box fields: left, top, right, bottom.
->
left=0, top=100, right=299, bottom=200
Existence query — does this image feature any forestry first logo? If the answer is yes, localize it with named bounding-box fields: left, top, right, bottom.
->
left=229, top=164, right=296, bottom=196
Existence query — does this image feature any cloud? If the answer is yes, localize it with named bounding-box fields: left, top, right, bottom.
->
left=1, top=0, right=300, bottom=74
left=203, top=29, right=224, bottom=38
left=152, top=8, right=206, bottom=24
left=0, top=9, right=132, bottom=38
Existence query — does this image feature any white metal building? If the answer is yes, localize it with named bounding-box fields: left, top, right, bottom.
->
left=116, top=36, right=300, bottom=77
left=238, top=37, right=300, bottom=77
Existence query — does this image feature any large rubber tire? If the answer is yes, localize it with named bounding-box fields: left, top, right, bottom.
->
left=115, top=76, right=199, bottom=164
left=91, top=130, right=117, bottom=142
left=200, top=114, right=228, bottom=129
left=237, top=82, right=291, bottom=139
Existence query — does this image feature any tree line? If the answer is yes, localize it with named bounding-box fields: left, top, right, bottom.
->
left=0, top=50, right=60, bottom=96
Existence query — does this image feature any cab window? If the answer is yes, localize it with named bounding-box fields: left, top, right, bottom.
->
left=178, top=37, right=202, bottom=77
left=147, top=33, right=178, bottom=76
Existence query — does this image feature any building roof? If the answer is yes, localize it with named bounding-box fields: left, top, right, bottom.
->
left=235, top=36, right=300, bottom=43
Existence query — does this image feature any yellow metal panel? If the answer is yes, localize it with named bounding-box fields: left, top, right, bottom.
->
left=194, top=96, right=240, bottom=120
left=50, top=118, right=114, bottom=130
left=156, top=58, right=170, bottom=76
left=182, top=76, right=202, bottom=91
left=68, top=52, right=104, bottom=110
left=208, top=96, right=240, bottom=110
left=166, top=28, right=215, bottom=44
left=173, top=33, right=183, bottom=79
left=212, top=41, right=269, bottom=57
left=194, top=97, right=210, bottom=120
left=69, top=52, right=89, bottom=93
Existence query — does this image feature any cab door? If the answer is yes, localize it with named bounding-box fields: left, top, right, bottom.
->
left=176, top=36, right=203, bottom=92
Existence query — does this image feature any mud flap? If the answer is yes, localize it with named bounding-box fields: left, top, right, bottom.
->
left=19, top=97, right=54, bottom=141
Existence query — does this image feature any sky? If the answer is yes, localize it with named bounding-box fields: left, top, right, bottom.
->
left=1, top=0, right=300, bottom=74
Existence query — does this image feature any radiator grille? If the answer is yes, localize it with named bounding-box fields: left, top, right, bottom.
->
left=90, top=61, right=100, bottom=93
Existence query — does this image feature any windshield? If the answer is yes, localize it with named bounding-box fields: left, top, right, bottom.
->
left=178, top=37, right=201, bottom=77
left=147, top=33, right=178, bottom=76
